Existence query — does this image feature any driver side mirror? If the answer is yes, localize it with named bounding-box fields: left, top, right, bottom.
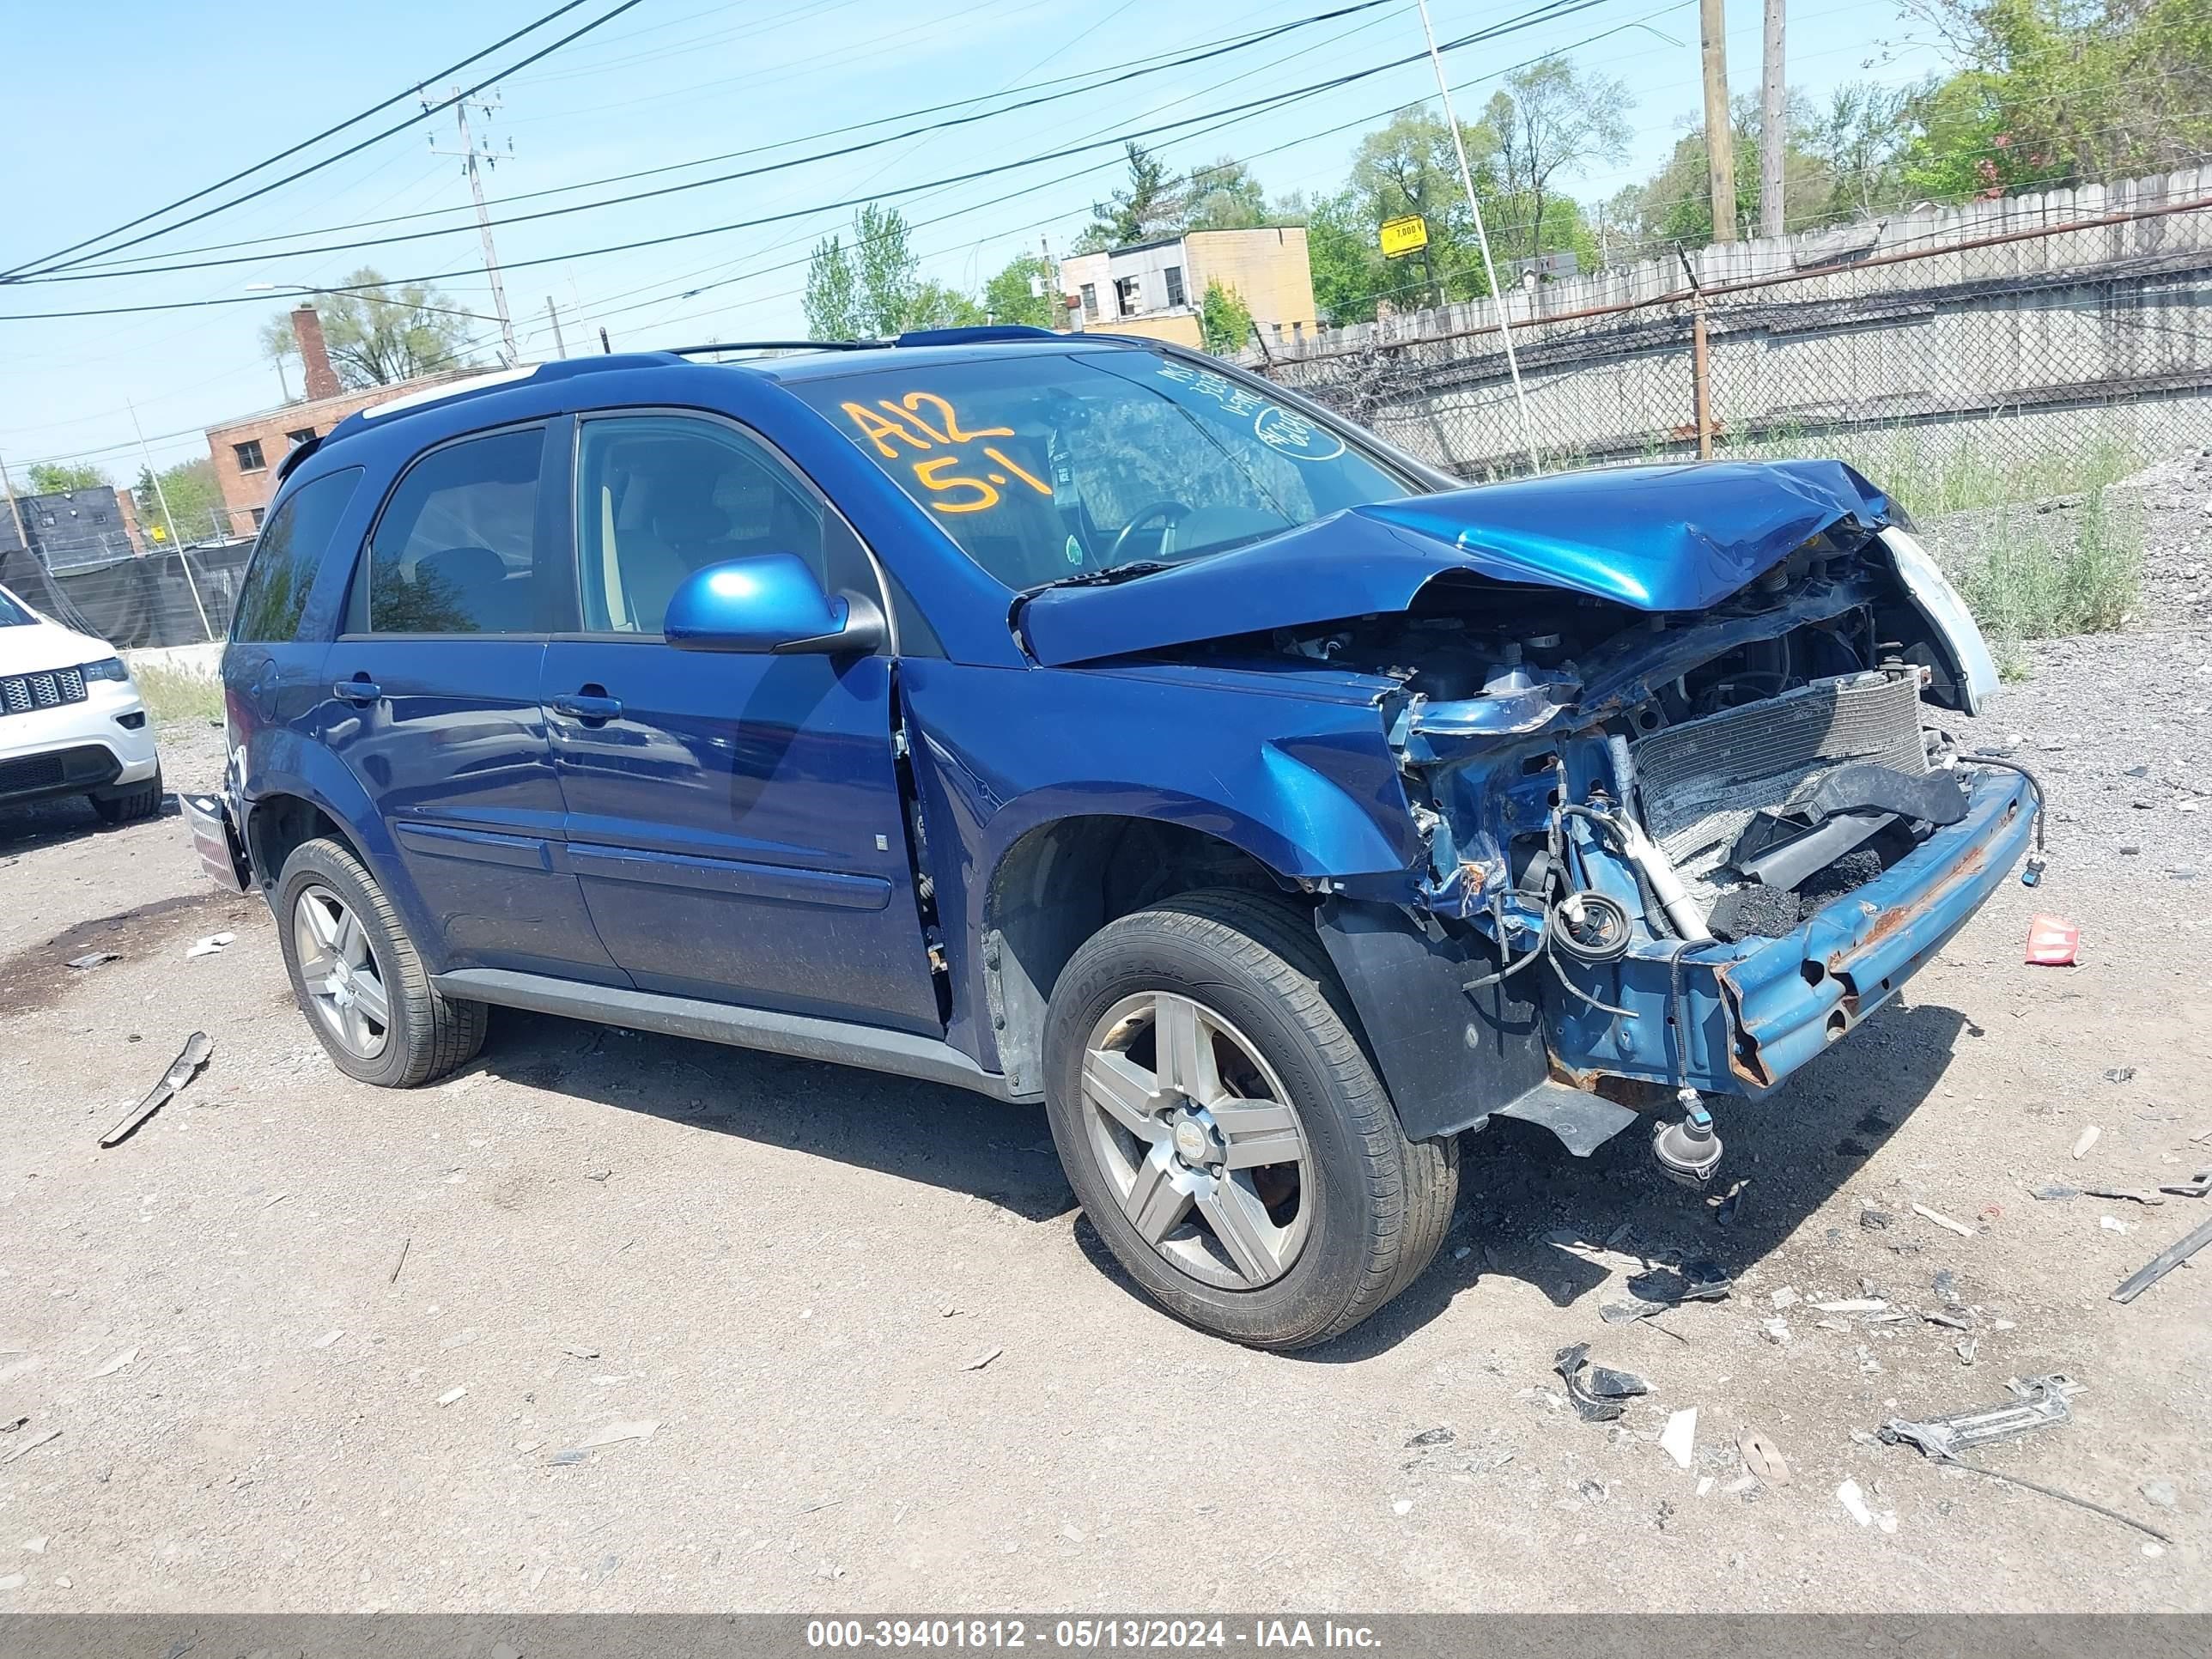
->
left=664, top=554, right=885, bottom=655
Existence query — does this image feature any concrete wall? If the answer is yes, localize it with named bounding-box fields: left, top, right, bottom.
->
left=1259, top=168, right=2212, bottom=481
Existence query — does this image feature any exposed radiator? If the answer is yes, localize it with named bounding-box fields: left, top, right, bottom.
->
left=1630, top=671, right=1928, bottom=894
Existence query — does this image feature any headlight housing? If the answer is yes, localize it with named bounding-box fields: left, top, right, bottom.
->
left=82, top=656, right=132, bottom=683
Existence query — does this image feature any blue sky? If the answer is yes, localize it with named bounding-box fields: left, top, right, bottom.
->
left=0, top=0, right=1952, bottom=482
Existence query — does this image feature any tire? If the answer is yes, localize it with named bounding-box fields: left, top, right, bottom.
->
left=274, top=836, right=487, bottom=1088
left=90, top=763, right=163, bottom=824
left=1042, top=888, right=1458, bottom=1350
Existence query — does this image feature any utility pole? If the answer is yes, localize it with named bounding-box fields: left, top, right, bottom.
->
left=127, top=399, right=213, bottom=641
left=1759, top=0, right=1787, bottom=240
left=1698, top=0, right=1739, bottom=245
left=545, top=295, right=568, bottom=359
left=0, top=449, right=29, bottom=561
left=1413, top=0, right=1540, bottom=474
left=429, top=85, right=520, bottom=366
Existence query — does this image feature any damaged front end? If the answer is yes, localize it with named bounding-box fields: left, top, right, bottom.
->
left=1314, top=478, right=2026, bottom=1176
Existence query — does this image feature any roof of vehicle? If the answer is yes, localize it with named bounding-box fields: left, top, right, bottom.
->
left=308, top=327, right=1150, bottom=460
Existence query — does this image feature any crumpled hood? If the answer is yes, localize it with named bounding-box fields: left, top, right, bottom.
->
left=1018, top=459, right=1893, bottom=667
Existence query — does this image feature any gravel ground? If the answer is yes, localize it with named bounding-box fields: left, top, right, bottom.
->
left=1, top=609, right=2208, bottom=1614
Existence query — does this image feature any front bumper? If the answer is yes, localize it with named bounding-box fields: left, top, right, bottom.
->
left=0, top=681, right=160, bottom=804
left=1548, top=769, right=2035, bottom=1097
left=182, top=790, right=252, bottom=892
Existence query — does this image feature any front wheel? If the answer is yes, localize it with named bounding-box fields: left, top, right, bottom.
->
left=1042, top=890, right=1458, bottom=1349
left=274, top=836, right=486, bottom=1087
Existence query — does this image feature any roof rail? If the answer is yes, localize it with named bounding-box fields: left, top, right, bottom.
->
left=892, top=325, right=1059, bottom=346
left=663, top=340, right=878, bottom=356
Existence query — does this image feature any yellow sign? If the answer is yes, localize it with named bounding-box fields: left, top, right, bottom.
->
left=1379, top=215, right=1429, bottom=258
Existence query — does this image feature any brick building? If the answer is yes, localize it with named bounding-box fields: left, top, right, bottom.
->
left=202, top=305, right=465, bottom=534
left=1058, top=227, right=1317, bottom=351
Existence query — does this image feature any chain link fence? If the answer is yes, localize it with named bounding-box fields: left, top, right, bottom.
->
left=1252, top=168, right=2212, bottom=529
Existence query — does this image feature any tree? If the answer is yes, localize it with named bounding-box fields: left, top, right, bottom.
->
left=803, top=233, right=864, bottom=339
left=1610, top=96, right=1836, bottom=251
left=1078, top=143, right=1182, bottom=251
left=1808, top=81, right=1918, bottom=217
left=982, top=253, right=1057, bottom=328
left=1182, top=157, right=1270, bottom=230
left=1346, top=110, right=1502, bottom=307
left=1282, top=187, right=1382, bottom=326
left=1198, top=279, right=1254, bottom=356
left=1483, top=58, right=1632, bottom=258
left=133, top=458, right=228, bottom=544
left=25, top=461, right=109, bottom=494
left=258, top=267, right=476, bottom=391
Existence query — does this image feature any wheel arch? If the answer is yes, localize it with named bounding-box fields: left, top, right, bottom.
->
left=981, top=813, right=1297, bottom=1095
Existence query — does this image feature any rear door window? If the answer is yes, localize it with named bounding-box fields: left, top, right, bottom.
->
left=363, top=427, right=544, bottom=635
left=230, top=467, right=363, bottom=643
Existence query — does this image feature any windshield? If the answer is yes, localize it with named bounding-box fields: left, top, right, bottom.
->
left=0, top=586, right=37, bottom=627
left=790, top=349, right=1413, bottom=589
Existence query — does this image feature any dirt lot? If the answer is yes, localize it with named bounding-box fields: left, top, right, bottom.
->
left=3, top=618, right=2209, bottom=1613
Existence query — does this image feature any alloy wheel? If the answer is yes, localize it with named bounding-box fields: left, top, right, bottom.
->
left=293, top=884, right=391, bottom=1060
left=1079, top=991, right=1312, bottom=1290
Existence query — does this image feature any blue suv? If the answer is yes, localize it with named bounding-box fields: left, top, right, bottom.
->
left=186, top=327, right=2029, bottom=1347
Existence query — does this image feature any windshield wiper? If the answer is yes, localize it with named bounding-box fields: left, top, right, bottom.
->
left=1021, top=560, right=1176, bottom=595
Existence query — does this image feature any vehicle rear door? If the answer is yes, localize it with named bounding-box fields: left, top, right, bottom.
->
left=318, top=421, right=623, bottom=982
left=541, top=409, right=940, bottom=1032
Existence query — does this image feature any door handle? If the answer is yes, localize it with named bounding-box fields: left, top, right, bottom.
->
left=333, top=678, right=382, bottom=705
left=551, top=690, right=623, bottom=725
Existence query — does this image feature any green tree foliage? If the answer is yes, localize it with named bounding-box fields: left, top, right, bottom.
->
left=1346, top=110, right=1503, bottom=308
left=1182, top=157, right=1270, bottom=230
left=983, top=253, right=1057, bottom=328
left=25, top=461, right=109, bottom=494
left=1078, top=143, right=1182, bottom=251
left=258, top=269, right=476, bottom=391
left=1288, top=188, right=1383, bottom=326
left=1899, top=0, right=2212, bottom=200
left=1609, top=95, right=1838, bottom=250
left=1198, top=279, right=1255, bottom=356
left=133, top=459, right=228, bottom=544
left=805, top=205, right=984, bottom=339
left=1483, top=58, right=1632, bottom=259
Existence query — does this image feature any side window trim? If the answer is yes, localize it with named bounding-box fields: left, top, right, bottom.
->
left=561, top=406, right=896, bottom=653
left=339, top=418, right=551, bottom=640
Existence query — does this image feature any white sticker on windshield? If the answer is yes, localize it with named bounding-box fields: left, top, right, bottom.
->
left=1253, top=404, right=1346, bottom=463
left=1158, top=360, right=1344, bottom=462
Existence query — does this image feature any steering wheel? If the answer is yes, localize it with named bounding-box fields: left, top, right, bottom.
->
left=1109, top=500, right=1194, bottom=563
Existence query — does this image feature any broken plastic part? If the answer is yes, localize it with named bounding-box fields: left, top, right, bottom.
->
left=1553, top=1343, right=1650, bottom=1423
left=1877, top=1374, right=2081, bottom=1460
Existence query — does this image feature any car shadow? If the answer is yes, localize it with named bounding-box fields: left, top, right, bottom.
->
left=1291, top=999, right=1978, bottom=1363
left=0, top=787, right=182, bottom=851
left=471, top=1008, right=1078, bottom=1223
left=465, top=998, right=1972, bottom=1357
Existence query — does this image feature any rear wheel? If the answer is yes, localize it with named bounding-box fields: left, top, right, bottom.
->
left=89, top=763, right=163, bottom=824
left=274, top=837, right=486, bottom=1087
left=1042, top=889, right=1458, bottom=1349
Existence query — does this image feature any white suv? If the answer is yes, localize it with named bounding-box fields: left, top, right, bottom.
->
left=0, top=583, right=162, bottom=823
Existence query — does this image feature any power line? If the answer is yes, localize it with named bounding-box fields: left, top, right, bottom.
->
left=27, top=0, right=1417, bottom=287
left=0, top=0, right=1628, bottom=322
left=1, top=0, right=648, bottom=285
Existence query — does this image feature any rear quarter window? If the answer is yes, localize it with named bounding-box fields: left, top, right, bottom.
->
left=230, top=467, right=364, bottom=643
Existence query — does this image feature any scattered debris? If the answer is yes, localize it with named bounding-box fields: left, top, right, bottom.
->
left=1879, top=1374, right=2081, bottom=1461
left=1912, top=1202, right=1976, bottom=1237
left=1956, top=1337, right=1980, bottom=1366
left=571, top=1419, right=658, bottom=1451
left=1836, top=1479, right=1875, bottom=1527
left=1390, top=1498, right=1413, bottom=1516
left=1553, top=1344, right=1649, bottom=1423
left=1931, top=1269, right=1960, bottom=1308
left=2024, top=915, right=2078, bottom=966
left=387, top=1236, right=410, bottom=1285
left=1405, top=1426, right=1454, bottom=1448
left=558, top=1343, right=601, bottom=1360
left=1759, top=1316, right=1792, bottom=1346
left=2158, top=1167, right=2212, bottom=1199
left=185, top=932, right=235, bottom=959
left=2141, top=1480, right=2179, bottom=1510
left=1814, top=1297, right=1887, bottom=1314
left=1919, top=1310, right=1972, bottom=1332
left=1601, top=1259, right=1731, bottom=1324
left=2031, top=1184, right=2081, bottom=1201
left=1768, top=1286, right=1799, bottom=1310
left=1714, top=1181, right=1747, bottom=1228
left=1659, top=1408, right=1697, bottom=1470
left=2110, top=1215, right=2212, bottom=1305
left=1859, top=1208, right=1893, bottom=1231
left=0, top=1427, right=60, bottom=1466
left=1740, top=1431, right=1791, bottom=1487
left=87, top=1346, right=137, bottom=1380
left=2071, top=1126, right=2101, bottom=1161
left=98, top=1030, right=212, bottom=1147
left=962, top=1346, right=1004, bottom=1372
left=311, top=1330, right=343, bottom=1350
left=437, top=1385, right=468, bottom=1406
left=65, top=951, right=118, bottom=971
left=2102, top=1066, right=2136, bottom=1085
left=21, top=1538, right=45, bottom=1555
left=2100, top=1215, right=2130, bottom=1233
